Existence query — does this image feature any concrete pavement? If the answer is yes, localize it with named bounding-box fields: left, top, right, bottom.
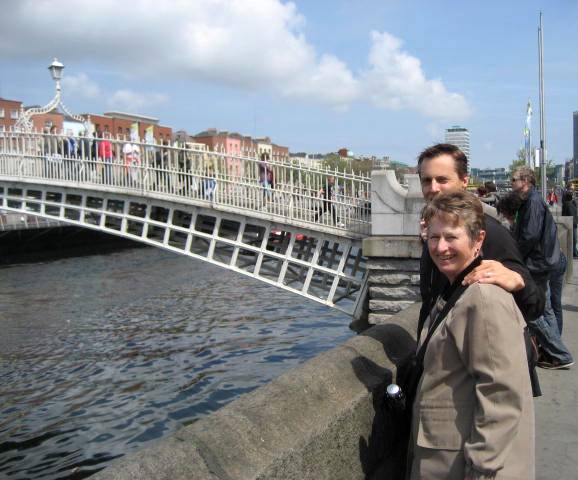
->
left=535, top=258, right=578, bottom=479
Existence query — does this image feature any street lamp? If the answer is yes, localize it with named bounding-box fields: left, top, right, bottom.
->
left=15, top=57, right=89, bottom=132
left=48, top=58, right=64, bottom=90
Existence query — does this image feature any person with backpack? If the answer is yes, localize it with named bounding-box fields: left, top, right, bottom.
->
left=512, top=166, right=574, bottom=369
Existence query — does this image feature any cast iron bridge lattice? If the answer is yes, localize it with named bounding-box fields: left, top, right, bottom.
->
left=0, top=131, right=372, bottom=318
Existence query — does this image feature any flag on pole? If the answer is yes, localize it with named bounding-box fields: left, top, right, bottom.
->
left=525, top=99, right=532, bottom=133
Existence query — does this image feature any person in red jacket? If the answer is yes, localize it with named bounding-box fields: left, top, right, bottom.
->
left=97, top=131, right=113, bottom=183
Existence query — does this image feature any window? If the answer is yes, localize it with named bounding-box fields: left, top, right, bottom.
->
left=0, top=108, right=4, bottom=118
left=0, top=125, right=5, bottom=132
left=10, top=109, right=18, bottom=119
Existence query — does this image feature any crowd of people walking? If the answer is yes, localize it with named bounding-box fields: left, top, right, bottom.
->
left=21, top=128, right=370, bottom=228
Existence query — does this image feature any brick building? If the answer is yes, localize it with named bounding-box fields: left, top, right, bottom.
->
left=82, top=111, right=172, bottom=142
left=193, top=129, right=288, bottom=162
left=0, top=98, right=23, bottom=131
left=0, top=98, right=67, bottom=132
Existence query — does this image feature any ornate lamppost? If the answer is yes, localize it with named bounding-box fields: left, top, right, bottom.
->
left=15, top=58, right=90, bottom=132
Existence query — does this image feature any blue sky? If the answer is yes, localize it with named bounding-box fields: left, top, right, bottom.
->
left=1, top=0, right=577, bottom=169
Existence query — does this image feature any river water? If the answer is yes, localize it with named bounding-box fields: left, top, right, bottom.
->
left=0, top=247, right=353, bottom=479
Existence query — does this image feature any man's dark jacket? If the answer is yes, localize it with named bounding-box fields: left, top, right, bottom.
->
left=513, top=186, right=560, bottom=275
left=562, top=199, right=577, bottom=228
left=419, top=213, right=545, bottom=332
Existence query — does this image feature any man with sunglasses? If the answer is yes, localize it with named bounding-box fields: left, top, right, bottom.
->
left=511, top=166, right=574, bottom=370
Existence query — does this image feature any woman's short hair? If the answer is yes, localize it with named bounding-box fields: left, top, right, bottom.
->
left=422, top=191, right=485, bottom=243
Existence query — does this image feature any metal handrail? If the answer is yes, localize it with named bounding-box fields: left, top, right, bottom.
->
left=0, top=130, right=372, bottom=236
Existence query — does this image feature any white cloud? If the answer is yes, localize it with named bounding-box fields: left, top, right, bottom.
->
left=0, top=0, right=471, bottom=120
left=363, top=32, right=472, bottom=119
left=62, top=73, right=101, bottom=98
left=108, top=90, right=169, bottom=112
left=62, top=72, right=169, bottom=113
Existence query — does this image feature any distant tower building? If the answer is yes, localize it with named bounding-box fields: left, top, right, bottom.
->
left=445, top=125, right=470, bottom=172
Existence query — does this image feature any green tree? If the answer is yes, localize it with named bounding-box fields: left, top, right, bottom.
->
left=321, top=153, right=351, bottom=172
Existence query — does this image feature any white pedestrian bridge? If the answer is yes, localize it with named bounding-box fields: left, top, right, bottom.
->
left=0, top=131, right=383, bottom=318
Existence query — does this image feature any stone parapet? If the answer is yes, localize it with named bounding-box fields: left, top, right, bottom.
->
left=362, top=236, right=422, bottom=325
left=370, top=171, right=424, bottom=236
left=92, top=304, right=421, bottom=480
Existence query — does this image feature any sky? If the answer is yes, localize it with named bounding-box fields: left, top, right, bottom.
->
left=1, top=0, right=577, bottom=169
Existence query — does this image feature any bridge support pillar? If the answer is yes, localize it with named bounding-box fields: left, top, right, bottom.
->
left=352, top=171, right=424, bottom=332
left=355, top=236, right=422, bottom=333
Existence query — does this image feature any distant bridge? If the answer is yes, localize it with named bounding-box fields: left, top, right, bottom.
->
left=0, top=131, right=374, bottom=318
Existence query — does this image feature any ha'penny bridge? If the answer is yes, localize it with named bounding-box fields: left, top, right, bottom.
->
left=0, top=130, right=424, bottom=320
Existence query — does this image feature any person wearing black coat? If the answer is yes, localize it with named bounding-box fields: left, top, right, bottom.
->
left=512, top=166, right=573, bottom=370
left=562, top=191, right=578, bottom=258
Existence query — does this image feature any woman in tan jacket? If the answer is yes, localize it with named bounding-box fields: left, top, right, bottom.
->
left=410, top=191, right=534, bottom=479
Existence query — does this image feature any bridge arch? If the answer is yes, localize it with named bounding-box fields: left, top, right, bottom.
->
left=0, top=180, right=367, bottom=318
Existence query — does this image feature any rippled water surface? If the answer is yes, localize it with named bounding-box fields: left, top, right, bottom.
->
left=0, top=248, right=353, bottom=479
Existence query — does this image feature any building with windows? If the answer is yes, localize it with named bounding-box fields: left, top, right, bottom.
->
left=192, top=129, right=289, bottom=162
left=82, top=111, right=172, bottom=142
left=470, top=167, right=509, bottom=185
left=0, top=98, right=23, bottom=131
left=445, top=125, right=470, bottom=170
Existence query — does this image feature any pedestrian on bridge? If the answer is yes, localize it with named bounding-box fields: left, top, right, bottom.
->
left=258, top=153, right=274, bottom=208
left=314, top=175, right=337, bottom=225
left=97, top=131, right=113, bottom=184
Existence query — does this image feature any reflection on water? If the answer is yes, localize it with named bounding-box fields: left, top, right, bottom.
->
left=0, top=248, right=352, bottom=479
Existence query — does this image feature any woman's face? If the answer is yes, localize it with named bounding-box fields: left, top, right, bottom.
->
left=427, top=216, right=485, bottom=283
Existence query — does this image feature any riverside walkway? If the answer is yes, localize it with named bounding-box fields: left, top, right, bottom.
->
left=535, top=258, right=578, bottom=480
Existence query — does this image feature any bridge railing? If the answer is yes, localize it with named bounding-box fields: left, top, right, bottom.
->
left=0, top=130, right=371, bottom=236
